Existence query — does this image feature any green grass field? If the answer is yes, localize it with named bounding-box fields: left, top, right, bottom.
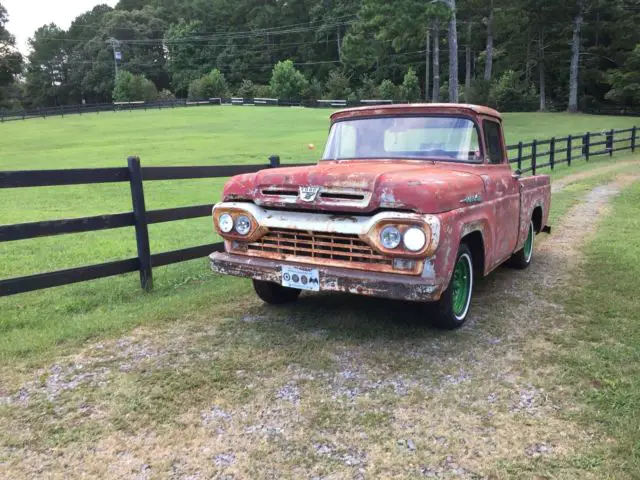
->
left=0, top=107, right=638, bottom=364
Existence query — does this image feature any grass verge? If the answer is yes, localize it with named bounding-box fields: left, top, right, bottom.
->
left=544, top=181, right=640, bottom=478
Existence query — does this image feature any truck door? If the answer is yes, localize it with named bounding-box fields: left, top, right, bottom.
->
left=482, top=118, right=520, bottom=268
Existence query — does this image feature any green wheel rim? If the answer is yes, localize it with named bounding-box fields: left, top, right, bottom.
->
left=524, top=221, right=534, bottom=262
left=452, top=254, right=472, bottom=319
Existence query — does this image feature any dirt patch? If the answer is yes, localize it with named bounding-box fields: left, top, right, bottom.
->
left=551, top=159, right=640, bottom=193
left=1, top=176, right=638, bottom=479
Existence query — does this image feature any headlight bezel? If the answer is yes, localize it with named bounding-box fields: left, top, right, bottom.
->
left=366, top=220, right=434, bottom=257
left=213, top=207, right=263, bottom=242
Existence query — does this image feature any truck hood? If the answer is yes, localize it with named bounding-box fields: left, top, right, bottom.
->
left=222, top=160, right=487, bottom=214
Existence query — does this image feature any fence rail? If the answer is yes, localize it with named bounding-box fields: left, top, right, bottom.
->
left=0, top=125, right=637, bottom=297
left=0, top=98, right=394, bottom=123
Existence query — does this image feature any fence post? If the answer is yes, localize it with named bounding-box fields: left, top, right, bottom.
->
left=127, top=156, right=153, bottom=292
left=550, top=137, right=555, bottom=170
left=517, top=141, right=523, bottom=171
left=607, top=129, right=614, bottom=157
left=632, top=126, right=637, bottom=153
left=269, top=155, right=281, bottom=168
left=531, top=139, right=537, bottom=176
left=583, top=132, right=590, bottom=161
left=567, top=135, right=572, bottom=166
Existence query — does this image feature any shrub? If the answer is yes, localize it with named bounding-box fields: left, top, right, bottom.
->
left=302, top=78, right=324, bottom=102
left=400, top=67, right=421, bottom=102
left=378, top=79, right=398, bottom=101
left=157, top=89, right=176, bottom=100
left=253, top=84, right=275, bottom=98
left=187, top=69, right=229, bottom=100
left=269, top=60, right=308, bottom=100
left=489, top=70, right=537, bottom=111
left=112, top=71, right=158, bottom=102
left=465, top=78, right=491, bottom=105
left=236, top=79, right=255, bottom=98
left=438, top=82, right=449, bottom=103
left=325, top=70, right=351, bottom=99
left=357, top=74, right=379, bottom=100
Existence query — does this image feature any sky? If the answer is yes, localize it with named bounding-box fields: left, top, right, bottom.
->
left=3, top=0, right=119, bottom=54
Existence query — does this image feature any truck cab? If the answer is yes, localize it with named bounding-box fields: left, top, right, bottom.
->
left=210, top=104, right=551, bottom=329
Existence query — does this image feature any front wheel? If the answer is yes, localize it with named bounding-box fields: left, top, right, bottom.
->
left=430, top=244, right=474, bottom=330
left=253, top=279, right=301, bottom=305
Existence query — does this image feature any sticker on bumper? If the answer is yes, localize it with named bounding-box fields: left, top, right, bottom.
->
left=281, top=265, right=320, bottom=291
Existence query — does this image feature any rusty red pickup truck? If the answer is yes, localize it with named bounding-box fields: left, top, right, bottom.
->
left=210, top=104, right=551, bottom=329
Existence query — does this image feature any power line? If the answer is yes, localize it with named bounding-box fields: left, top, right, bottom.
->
left=49, top=15, right=358, bottom=44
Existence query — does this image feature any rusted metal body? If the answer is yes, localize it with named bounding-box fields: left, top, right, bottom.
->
left=210, top=103, right=551, bottom=302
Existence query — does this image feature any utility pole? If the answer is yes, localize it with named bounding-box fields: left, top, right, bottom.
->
left=106, top=37, right=121, bottom=81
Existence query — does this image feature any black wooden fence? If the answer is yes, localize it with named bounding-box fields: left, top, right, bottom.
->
left=508, top=126, right=637, bottom=175
left=0, top=98, right=393, bottom=123
left=0, top=155, right=298, bottom=297
left=0, top=124, right=637, bottom=297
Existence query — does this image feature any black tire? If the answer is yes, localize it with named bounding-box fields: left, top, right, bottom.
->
left=429, top=244, right=474, bottom=330
left=508, top=220, right=535, bottom=270
left=253, top=279, right=301, bottom=305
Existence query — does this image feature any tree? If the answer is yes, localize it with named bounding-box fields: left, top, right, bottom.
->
left=484, top=0, right=494, bottom=81
left=270, top=60, right=308, bottom=100
left=0, top=3, right=22, bottom=107
left=605, top=44, right=640, bottom=107
left=165, top=20, right=208, bottom=97
left=447, top=0, right=459, bottom=102
left=568, top=0, right=584, bottom=112
left=432, top=20, right=441, bottom=102
left=9, top=0, right=640, bottom=111
left=401, top=67, right=421, bottom=102
left=24, top=24, right=68, bottom=107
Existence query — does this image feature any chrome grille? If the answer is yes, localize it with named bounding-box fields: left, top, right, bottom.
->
left=246, top=228, right=392, bottom=267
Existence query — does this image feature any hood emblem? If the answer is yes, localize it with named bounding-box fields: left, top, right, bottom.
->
left=461, top=194, right=483, bottom=204
left=299, top=186, right=321, bottom=202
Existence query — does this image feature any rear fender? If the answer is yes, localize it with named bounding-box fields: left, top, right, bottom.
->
left=516, top=176, right=551, bottom=251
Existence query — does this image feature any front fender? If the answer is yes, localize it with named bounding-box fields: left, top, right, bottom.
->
left=434, top=206, right=493, bottom=286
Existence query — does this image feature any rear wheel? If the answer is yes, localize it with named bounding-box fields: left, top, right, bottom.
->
left=508, top=220, right=535, bottom=269
left=253, top=279, right=301, bottom=305
left=430, top=244, right=474, bottom=330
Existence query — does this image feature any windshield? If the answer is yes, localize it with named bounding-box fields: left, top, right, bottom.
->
left=322, top=116, right=483, bottom=162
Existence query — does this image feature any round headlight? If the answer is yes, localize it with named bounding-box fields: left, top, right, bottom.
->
left=219, top=213, right=234, bottom=233
left=380, top=226, right=401, bottom=249
left=235, top=215, right=252, bottom=236
left=404, top=227, right=427, bottom=252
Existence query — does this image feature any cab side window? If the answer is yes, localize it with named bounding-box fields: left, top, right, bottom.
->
left=483, top=120, right=504, bottom=164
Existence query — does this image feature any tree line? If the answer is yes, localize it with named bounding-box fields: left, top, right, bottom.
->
left=1, top=0, right=639, bottom=112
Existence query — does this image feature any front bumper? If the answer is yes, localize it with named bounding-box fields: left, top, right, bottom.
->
left=210, top=252, right=444, bottom=302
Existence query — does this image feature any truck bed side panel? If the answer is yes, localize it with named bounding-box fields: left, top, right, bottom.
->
left=516, top=175, right=551, bottom=251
